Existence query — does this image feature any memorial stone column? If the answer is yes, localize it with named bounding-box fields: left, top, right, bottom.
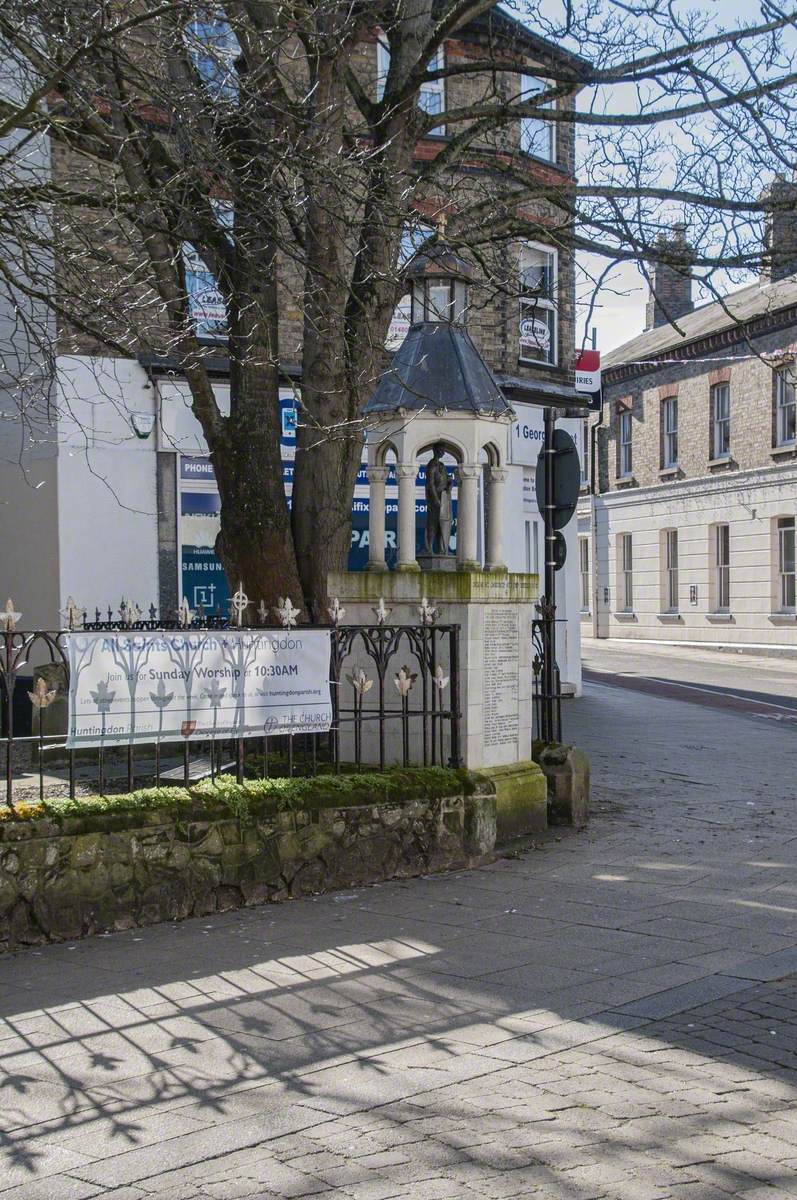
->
left=456, top=464, right=481, bottom=570
left=486, top=467, right=509, bottom=571
left=396, top=463, right=420, bottom=571
left=366, top=465, right=389, bottom=570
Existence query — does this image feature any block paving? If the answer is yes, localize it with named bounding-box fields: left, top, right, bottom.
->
left=1, top=676, right=797, bottom=1198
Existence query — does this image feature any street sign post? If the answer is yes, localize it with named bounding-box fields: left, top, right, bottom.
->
left=534, top=415, right=583, bottom=742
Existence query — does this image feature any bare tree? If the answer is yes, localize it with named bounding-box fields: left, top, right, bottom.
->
left=3, top=1, right=797, bottom=615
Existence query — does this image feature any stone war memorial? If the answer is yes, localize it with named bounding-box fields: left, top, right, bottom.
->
left=329, top=240, right=587, bottom=840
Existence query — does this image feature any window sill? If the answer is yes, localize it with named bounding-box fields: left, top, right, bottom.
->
left=769, top=612, right=797, bottom=625
left=706, top=612, right=734, bottom=623
left=616, top=473, right=636, bottom=486
left=657, top=612, right=682, bottom=623
left=614, top=611, right=637, bottom=622
left=659, top=466, right=680, bottom=480
left=519, top=356, right=557, bottom=369
left=708, top=456, right=734, bottom=470
left=771, top=443, right=797, bottom=459
left=519, top=150, right=566, bottom=173
left=579, top=610, right=591, bottom=619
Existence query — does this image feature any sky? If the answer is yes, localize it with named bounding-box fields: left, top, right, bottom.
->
left=577, top=258, right=648, bottom=355
left=536, top=0, right=795, bottom=356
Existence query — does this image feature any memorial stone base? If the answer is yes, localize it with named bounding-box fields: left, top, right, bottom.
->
left=328, top=569, right=538, bottom=771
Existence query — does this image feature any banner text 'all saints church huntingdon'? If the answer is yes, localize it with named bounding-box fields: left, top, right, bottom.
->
left=64, top=630, right=333, bottom=749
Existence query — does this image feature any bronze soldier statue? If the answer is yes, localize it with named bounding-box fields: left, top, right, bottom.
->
left=424, top=442, right=453, bottom=555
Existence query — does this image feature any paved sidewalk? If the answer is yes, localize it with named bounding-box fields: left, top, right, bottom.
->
left=2, top=682, right=797, bottom=1198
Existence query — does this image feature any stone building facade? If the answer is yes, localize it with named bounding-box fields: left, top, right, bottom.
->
left=577, top=234, right=797, bottom=650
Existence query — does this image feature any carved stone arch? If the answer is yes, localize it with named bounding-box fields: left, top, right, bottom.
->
left=373, top=438, right=399, bottom=467
left=480, top=440, right=502, bottom=467
left=412, top=436, right=466, bottom=465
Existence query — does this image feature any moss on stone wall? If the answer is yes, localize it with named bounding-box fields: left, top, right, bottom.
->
left=0, top=766, right=480, bottom=829
left=478, top=761, right=548, bottom=842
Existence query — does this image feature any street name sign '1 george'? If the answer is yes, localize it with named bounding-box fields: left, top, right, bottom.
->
left=64, top=630, right=333, bottom=749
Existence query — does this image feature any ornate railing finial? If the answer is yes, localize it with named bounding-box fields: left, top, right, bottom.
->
left=274, top=597, right=300, bottom=628
left=230, top=583, right=249, bottom=627
left=0, top=598, right=21, bottom=631
left=120, top=598, right=141, bottom=627
left=418, top=596, right=439, bottom=626
left=178, top=596, right=194, bottom=628
left=28, top=677, right=57, bottom=710
left=373, top=597, right=391, bottom=626
left=327, top=597, right=346, bottom=626
left=394, top=664, right=418, bottom=696
left=61, top=597, right=83, bottom=630
left=346, top=668, right=373, bottom=696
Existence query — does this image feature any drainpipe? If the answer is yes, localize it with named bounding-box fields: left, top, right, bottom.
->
left=589, top=328, right=606, bottom=640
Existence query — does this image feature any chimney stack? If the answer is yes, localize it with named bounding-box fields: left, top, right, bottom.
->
left=761, top=174, right=797, bottom=283
left=644, top=222, right=694, bottom=331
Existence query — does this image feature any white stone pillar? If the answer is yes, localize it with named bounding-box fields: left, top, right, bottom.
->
left=456, top=463, right=481, bottom=571
left=396, top=463, right=420, bottom=571
left=366, top=466, right=389, bottom=570
left=486, top=467, right=509, bottom=572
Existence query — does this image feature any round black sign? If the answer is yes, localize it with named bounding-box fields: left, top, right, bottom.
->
left=535, top=429, right=581, bottom=531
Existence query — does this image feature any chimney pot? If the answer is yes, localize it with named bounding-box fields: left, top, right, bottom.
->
left=761, top=177, right=797, bottom=283
left=645, top=223, right=694, bottom=331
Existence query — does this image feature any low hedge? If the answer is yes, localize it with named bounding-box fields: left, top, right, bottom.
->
left=0, top=766, right=483, bottom=825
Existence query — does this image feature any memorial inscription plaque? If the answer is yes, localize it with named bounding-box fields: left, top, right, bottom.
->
left=483, top=606, right=520, bottom=751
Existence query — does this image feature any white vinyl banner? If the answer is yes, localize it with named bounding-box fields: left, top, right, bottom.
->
left=65, top=630, right=332, bottom=749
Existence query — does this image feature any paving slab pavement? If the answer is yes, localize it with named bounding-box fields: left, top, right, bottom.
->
left=2, top=680, right=797, bottom=1197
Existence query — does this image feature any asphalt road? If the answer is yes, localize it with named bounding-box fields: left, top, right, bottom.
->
left=582, top=638, right=797, bottom=724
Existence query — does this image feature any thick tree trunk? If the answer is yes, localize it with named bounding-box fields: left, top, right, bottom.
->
left=291, top=50, right=418, bottom=615
left=207, top=124, right=304, bottom=622
left=212, top=416, right=303, bottom=621
left=292, top=423, right=363, bottom=619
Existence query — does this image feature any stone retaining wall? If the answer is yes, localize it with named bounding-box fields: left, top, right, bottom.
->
left=0, top=789, right=496, bottom=950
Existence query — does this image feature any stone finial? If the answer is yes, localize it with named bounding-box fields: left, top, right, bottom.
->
left=0, top=599, right=21, bottom=630
left=257, top=599, right=269, bottom=625
left=273, top=597, right=300, bottom=628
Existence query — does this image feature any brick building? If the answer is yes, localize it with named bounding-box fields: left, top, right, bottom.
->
left=578, top=224, right=797, bottom=649
left=1, top=8, right=586, bottom=686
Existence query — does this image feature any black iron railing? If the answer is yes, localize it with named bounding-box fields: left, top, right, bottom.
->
left=531, top=599, right=564, bottom=745
left=0, top=616, right=461, bottom=809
